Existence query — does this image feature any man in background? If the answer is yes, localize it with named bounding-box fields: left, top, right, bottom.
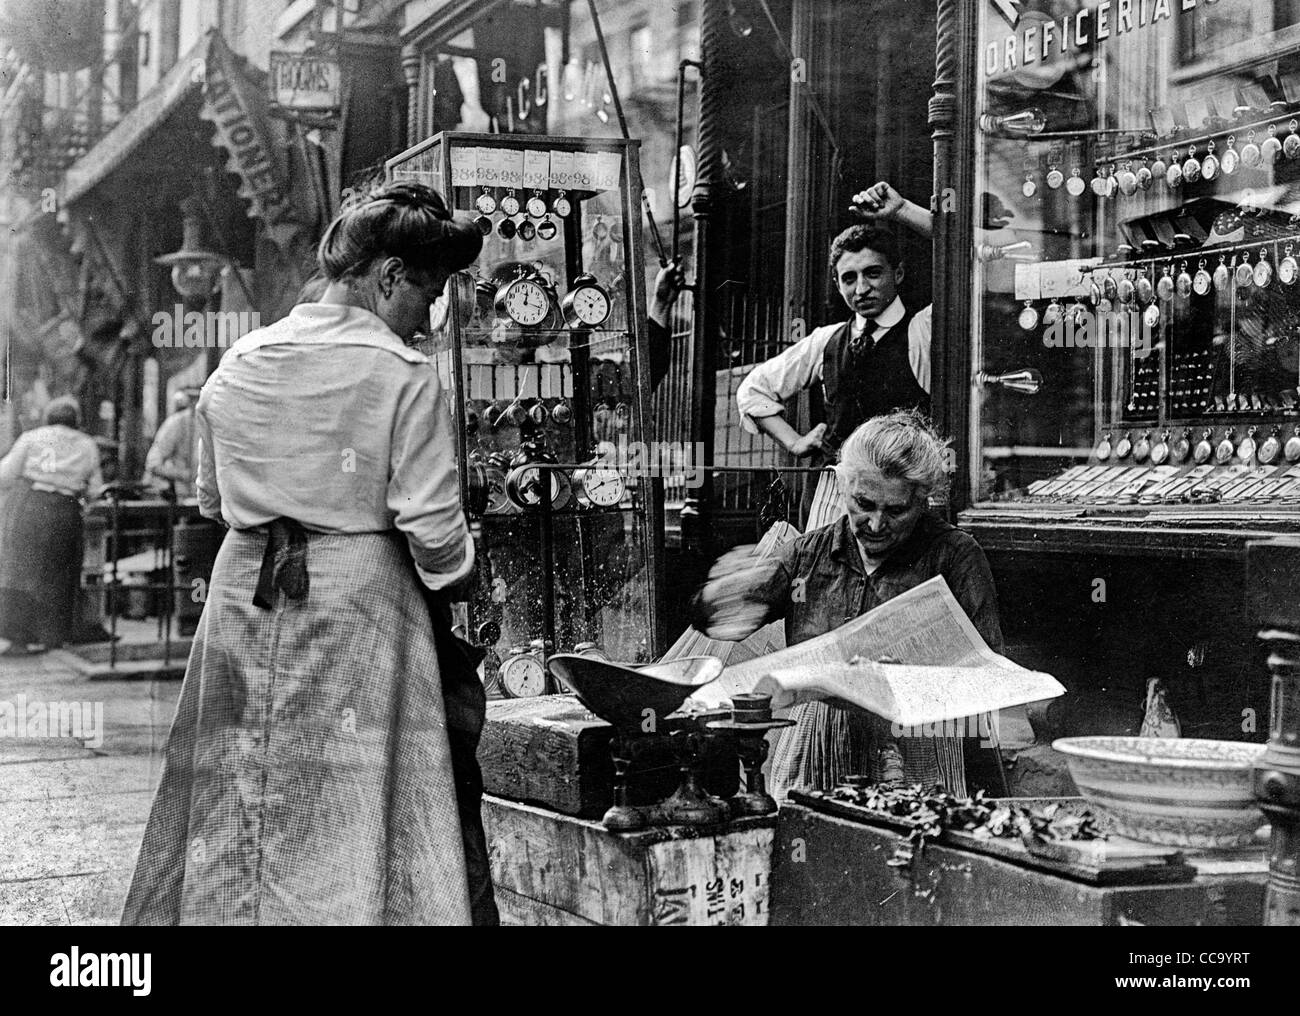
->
left=144, top=389, right=200, bottom=499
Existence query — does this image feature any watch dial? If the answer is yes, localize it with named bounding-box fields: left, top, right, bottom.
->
left=582, top=467, right=625, bottom=506
left=476, top=191, right=497, bottom=214
left=501, top=655, right=546, bottom=697
left=527, top=195, right=548, bottom=218
left=501, top=194, right=521, bottom=216
left=572, top=287, right=610, bottom=326
left=505, top=280, right=550, bottom=326
left=552, top=195, right=572, bottom=217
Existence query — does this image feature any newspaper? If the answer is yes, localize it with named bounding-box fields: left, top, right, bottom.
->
left=687, top=575, right=1065, bottom=723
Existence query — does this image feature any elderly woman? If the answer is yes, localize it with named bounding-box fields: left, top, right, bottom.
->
left=692, top=410, right=1003, bottom=798
left=0, top=396, right=103, bottom=654
left=122, top=182, right=483, bottom=925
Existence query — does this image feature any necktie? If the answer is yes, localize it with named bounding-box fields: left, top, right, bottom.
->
left=848, top=319, right=874, bottom=356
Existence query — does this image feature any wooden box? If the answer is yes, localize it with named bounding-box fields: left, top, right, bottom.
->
left=484, top=795, right=775, bottom=925
left=480, top=695, right=738, bottom=818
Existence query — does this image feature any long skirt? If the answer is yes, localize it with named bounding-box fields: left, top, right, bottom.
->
left=121, top=528, right=470, bottom=925
left=0, top=483, right=82, bottom=647
left=767, top=469, right=969, bottom=799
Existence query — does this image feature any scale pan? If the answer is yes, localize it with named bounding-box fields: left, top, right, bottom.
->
left=545, top=654, right=723, bottom=730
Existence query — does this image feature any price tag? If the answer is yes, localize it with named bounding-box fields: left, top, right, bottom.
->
left=450, top=146, right=478, bottom=187
left=549, top=150, right=576, bottom=189
left=1014, top=263, right=1042, bottom=301
left=592, top=151, right=622, bottom=191
left=572, top=151, right=597, bottom=190
left=478, top=147, right=506, bottom=187
left=1039, top=258, right=1100, bottom=299
left=523, top=150, right=550, bottom=189
left=500, top=150, right=525, bottom=188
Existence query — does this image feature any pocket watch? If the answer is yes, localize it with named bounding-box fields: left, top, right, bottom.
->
left=497, top=216, right=517, bottom=240
left=1221, top=136, right=1239, bottom=175
left=1115, top=431, right=1133, bottom=460
left=1254, top=248, right=1273, bottom=288
left=1258, top=427, right=1282, bottom=465
left=1241, top=130, right=1262, bottom=168
left=1213, top=256, right=1231, bottom=291
left=1091, top=165, right=1113, bottom=198
left=573, top=462, right=627, bottom=508
left=1194, top=429, right=1215, bottom=464
left=552, top=190, right=572, bottom=217
left=551, top=400, right=573, bottom=426
left=1216, top=428, right=1237, bottom=464
left=1237, top=426, right=1258, bottom=461
left=1136, top=159, right=1153, bottom=190
left=1182, top=146, right=1201, bottom=184
left=1022, top=172, right=1037, bottom=198
left=495, top=271, right=552, bottom=327
left=474, top=214, right=493, bottom=235
left=1143, top=302, right=1161, bottom=329
left=518, top=219, right=537, bottom=242
left=1046, top=164, right=1064, bottom=189
left=1263, top=123, right=1283, bottom=163
left=1234, top=256, right=1254, bottom=289
left=1150, top=430, right=1171, bottom=465
left=1133, top=430, right=1152, bottom=463
left=1286, top=120, right=1300, bottom=160
left=1193, top=259, right=1213, bottom=296
left=1066, top=166, right=1087, bottom=197
left=1280, top=245, right=1299, bottom=285
left=1285, top=426, right=1300, bottom=463
left=475, top=187, right=497, bottom=215
left=1094, top=431, right=1113, bottom=460
left=1136, top=270, right=1155, bottom=305
left=1164, top=152, right=1183, bottom=188
left=500, top=189, right=521, bottom=217
left=1201, top=140, right=1220, bottom=180
left=1116, top=162, right=1137, bottom=196
left=1176, top=262, right=1193, bottom=297
left=1042, top=299, right=1064, bottom=326
left=1171, top=429, right=1192, bottom=464
left=537, top=216, right=559, bottom=241
left=499, top=645, right=547, bottom=698
left=1156, top=264, right=1175, bottom=302
left=1149, top=152, right=1168, bottom=182
left=560, top=272, right=612, bottom=328
left=1117, top=273, right=1136, bottom=305
left=1018, top=302, right=1039, bottom=330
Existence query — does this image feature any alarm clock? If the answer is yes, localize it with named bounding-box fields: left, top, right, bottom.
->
left=560, top=273, right=612, bottom=328
left=494, top=273, right=552, bottom=327
left=504, top=458, right=573, bottom=510
left=573, top=463, right=626, bottom=507
left=499, top=646, right=547, bottom=698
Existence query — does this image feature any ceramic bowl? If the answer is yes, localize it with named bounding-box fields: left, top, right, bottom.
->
left=1052, top=736, right=1268, bottom=849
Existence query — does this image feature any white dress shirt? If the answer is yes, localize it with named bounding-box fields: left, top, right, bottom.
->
left=736, top=297, right=932, bottom=434
left=0, top=424, right=103, bottom=498
left=196, top=303, right=474, bottom=591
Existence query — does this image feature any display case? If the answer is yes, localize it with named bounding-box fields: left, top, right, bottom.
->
left=963, top=1, right=1300, bottom=555
left=385, top=132, right=663, bottom=689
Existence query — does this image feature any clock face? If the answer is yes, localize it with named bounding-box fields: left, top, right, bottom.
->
left=476, top=191, right=497, bottom=214
left=501, top=193, right=521, bottom=216
left=502, top=279, right=550, bottom=326
left=500, top=653, right=546, bottom=697
left=505, top=465, right=572, bottom=510
left=569, top=286, right=610, bottom=326
left=552, top=195, right=572, bottom=217
left=579, top=467, right=625, bottom=507
left=527, top=195, right=548, bottom=218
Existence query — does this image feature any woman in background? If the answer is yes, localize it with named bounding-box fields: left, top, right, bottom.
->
left=0, top=396, right=103, bottom=655
left=123, top=182, right=483, bottom=925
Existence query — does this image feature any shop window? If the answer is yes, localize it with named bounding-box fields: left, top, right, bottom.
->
left=1179, top=0, right=1300, bottom=66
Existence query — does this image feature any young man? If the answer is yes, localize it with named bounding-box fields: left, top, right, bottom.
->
left=691, top=411, right=1004, bottom=799
left=736, top=182, right=934, bottom=527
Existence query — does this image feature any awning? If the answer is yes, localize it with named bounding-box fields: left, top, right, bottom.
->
left=62, top=30, right=303, bottom=250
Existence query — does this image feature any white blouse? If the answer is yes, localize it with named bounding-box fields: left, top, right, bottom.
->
left=196, top=302, right=474, bottom=591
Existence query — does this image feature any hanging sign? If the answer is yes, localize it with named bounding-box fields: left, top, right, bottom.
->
left=267, top=51, right=341, bottom=113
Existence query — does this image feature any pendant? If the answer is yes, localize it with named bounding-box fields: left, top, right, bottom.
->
left=1237, top=426, right=1258, bottom=461
left=1193, top=259, right=1213, bottom=295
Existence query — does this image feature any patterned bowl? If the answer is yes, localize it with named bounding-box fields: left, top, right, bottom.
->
left=1052, top=737, right=1268, bottom=849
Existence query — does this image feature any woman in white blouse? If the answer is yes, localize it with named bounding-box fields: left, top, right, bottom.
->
left=123, top=183, right=484, bottom=925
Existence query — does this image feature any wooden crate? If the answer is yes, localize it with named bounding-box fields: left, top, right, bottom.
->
left=480, top=695, right=738, bottom=818
left=484, top=795, right=775, bottom=926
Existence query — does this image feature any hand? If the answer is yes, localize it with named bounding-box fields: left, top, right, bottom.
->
left=850, top=182, right=905, bottom=223
left=654, top=260, right=686, bottom=306
left=787, top=422, right=829, bottom=459
left=692, top=547, right=781, bottom=642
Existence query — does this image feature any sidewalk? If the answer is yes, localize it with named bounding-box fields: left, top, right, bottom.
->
left=0, top=624, right=183, bottom=926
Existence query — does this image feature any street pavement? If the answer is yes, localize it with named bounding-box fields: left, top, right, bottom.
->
left=0, top=626, right=182, bottom=926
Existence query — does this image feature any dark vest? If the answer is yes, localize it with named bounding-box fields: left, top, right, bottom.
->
left=821, top=310, right=930, bottom=450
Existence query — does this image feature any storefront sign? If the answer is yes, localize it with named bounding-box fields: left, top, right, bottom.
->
left=985, top=0, right=1223, bottom=80
left=267, top=51, right=341, bottom=113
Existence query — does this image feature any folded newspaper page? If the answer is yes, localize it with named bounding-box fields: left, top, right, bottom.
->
left=687, top=575, right=1065, bottom=721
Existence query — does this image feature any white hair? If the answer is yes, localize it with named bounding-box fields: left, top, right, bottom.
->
left=834, top=410, right=950, bottom=501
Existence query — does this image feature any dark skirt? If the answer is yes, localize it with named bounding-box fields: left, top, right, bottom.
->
left=0, top=482, right=83, bottom=647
